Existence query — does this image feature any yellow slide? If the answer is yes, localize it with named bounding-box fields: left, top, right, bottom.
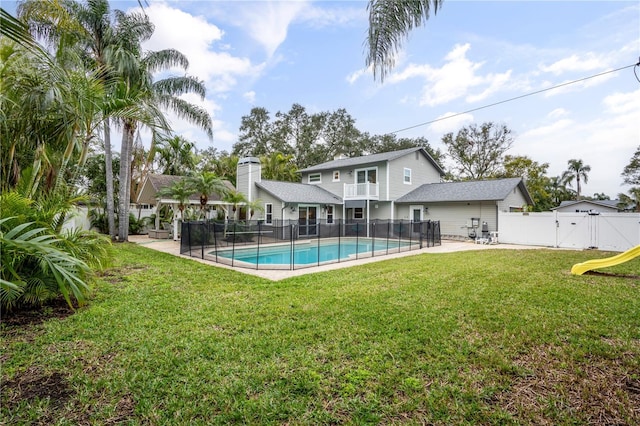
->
left=571, top=245, right=640, bottom=275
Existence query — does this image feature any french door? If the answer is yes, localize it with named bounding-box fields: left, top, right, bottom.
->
left=298, top=206, right=317, bottom=236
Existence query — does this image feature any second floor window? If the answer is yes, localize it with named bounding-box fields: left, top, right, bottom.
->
left=404, top=168, right=412, bottom=184
left=308, top=173, right=321, bottom=184
left=333, top=171, right=340, bottom=182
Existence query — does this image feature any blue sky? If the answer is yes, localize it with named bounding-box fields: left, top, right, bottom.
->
left=8, top=1, right=640, bottom=198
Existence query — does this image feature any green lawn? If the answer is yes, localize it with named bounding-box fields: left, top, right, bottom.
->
left=2, top=244, right=639, bottom=425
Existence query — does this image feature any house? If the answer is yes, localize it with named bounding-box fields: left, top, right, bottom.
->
left=238, top=148, right=533, bottom=239
left=553, top=199, right=622, bottom=213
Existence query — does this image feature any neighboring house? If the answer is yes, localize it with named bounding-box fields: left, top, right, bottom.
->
left=238, top=148, right=533, bottom=239
left=553, top=199, right=622, bottom=213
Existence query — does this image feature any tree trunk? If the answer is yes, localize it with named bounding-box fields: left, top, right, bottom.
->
left=104, top=119, right=116, bottom=240
left=118, top=120, right=135, bottom=241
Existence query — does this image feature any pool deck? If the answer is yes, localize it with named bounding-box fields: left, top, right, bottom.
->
left=128, top=235, right=548, bottom=281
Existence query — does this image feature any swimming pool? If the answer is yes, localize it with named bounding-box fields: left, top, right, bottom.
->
left=213, top=238, right=412, bottom=267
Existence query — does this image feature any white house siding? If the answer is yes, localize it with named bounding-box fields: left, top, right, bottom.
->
left=302, top=169, right=344, bottom=198
left=253, top=189, right=284, bottom=222
left=415, top=202, right=499, bottom=238
left=369, top=201, right=392, bottom=221
left=388, top=153, right=441, bottom=200
left=497, top=188, right=529, bottom=212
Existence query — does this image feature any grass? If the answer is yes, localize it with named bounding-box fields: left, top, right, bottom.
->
left=2, top=244, right=639, bottom=425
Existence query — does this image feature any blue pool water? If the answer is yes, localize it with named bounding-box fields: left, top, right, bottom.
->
left=214, top=239, right=409, bottom=266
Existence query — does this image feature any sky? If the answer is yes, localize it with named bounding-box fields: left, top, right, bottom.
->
left=8, top=1, right=640, bottom=198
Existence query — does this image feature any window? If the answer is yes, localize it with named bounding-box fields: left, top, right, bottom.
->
left=404, top=168, right=412, bottom=184
left=354, top=207, right=364, bottom=219
left=265, top=203, right=273, bottom=224
left=333, top=171, right=340, bottom=182
left=326, top=205, right=334, bottom=224
left=308, top=173, right=321, bottom=184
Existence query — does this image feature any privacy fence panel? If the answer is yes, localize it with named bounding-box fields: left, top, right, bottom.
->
left=498, top=212, right=640, bottom=251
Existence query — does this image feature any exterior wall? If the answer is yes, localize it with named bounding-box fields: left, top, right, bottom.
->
left=302, top=153, right=444, bottom=202
left=555, top=201, right=618, bottom=213
left=237, top=158, right=262, bottom=202
left=387, top=152, right=441, bottom=200
left=401, top=202, right=499, bottom=238
left=302, top=169, right=344, bottom=197
left=497, top=187, right=529, bottom=212
left=253, top=188, right=283, bottom=222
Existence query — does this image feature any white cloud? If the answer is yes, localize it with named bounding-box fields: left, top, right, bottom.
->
left=603, top=89, right=640, bottom=114
left=346, top=67, right=369, bottom=84
left=141, top=3, right=264, bottom=93
left=547, top=108, right=569, bottom=119
left=539, top=53, right=608, bottom=75
left=243, top=91, right=256, bottom=104
left=229, top=0, right=309, bottom=57
left=387, top=43, right=513, bottom=107
left=429, top=112, right=474, bottom=134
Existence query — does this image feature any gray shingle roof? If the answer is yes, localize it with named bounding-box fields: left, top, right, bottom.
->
left=396, top=178, right=533, bottom=204
left=299, top=147, right=445, bottom=175
left=554, top=199, right=620, bottom=210
left=256, top=180, right=343, bottom=204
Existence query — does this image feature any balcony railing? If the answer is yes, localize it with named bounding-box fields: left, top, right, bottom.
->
left=344, top=182, right=379, bottom=200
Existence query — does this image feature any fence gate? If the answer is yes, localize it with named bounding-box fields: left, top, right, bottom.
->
left=556, top=212, right=599, bottom=249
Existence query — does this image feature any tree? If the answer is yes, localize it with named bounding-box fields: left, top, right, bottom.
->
left=442, top=122, right=514, bottom=180
left=116, top=46, right=212, bottom=242
left=18, top=0, right=157, bottom=240
left=156, top=178, right=193, bottom=219
left=156, top=135, right=196, bottom=175
left=621, top=145, right=640, bottom=186
left=261, top=152, right=299, bottom=182
left=617, top=187, right=640, bottom=212
left=223, top=190, right=248, bottom=221
left=186, top=172, right=228, bottom=216
left=546, top=176, right=573, bottom=206
left=500, top=155, right=550, bottom=211
left=366, top=0, right=444, bottom=82
left=213, top=153, right=239, bottom=186
left=233, top=107, right=274, bottom=157
left=562, top=159, right=591, bottom=200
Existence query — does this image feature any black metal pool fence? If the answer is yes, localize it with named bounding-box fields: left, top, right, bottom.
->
left=180, top=219, right=441, bottom=270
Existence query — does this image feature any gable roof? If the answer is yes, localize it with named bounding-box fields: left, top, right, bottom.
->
left=256, top=180, right=343, bottom=204
left=553, top=199, right=620, bottom=210
left=396, top=178, right=534, bottom=205
left=299, top=147, right=445, bottom=176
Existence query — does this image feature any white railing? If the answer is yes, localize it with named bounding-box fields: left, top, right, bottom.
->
left=343, top=183, right=379, bottom=200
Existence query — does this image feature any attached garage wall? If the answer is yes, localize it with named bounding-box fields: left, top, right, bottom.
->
left=413, top=202, right=499, bottom=238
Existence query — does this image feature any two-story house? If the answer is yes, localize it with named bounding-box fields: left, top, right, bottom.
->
left=237, top=147, right=533, bottom=238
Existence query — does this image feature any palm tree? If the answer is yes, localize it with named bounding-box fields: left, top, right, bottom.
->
left=186, top=172, right=228, bottom=217
left=617, top=187, right=640, bottom=212
left=17, top=0, right=156, bottom=239
left=261, top=152, right=299, bottom=182
left=365, top=0, right=443, bottom=82
left=116, top=46, right=212, bottom=242
left=223, top=190, right=248, bottom=221
left=562, top=159, right=591, bottom=200
left=156, top=178, right=193, bottom=220
left=156, top=135, right=197, bottom=175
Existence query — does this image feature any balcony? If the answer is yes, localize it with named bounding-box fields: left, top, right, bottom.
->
left=344, top=182, right=379, bottom=200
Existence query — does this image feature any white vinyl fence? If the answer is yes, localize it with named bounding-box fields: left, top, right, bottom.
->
left=499, top=211, right=640, bottom=252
